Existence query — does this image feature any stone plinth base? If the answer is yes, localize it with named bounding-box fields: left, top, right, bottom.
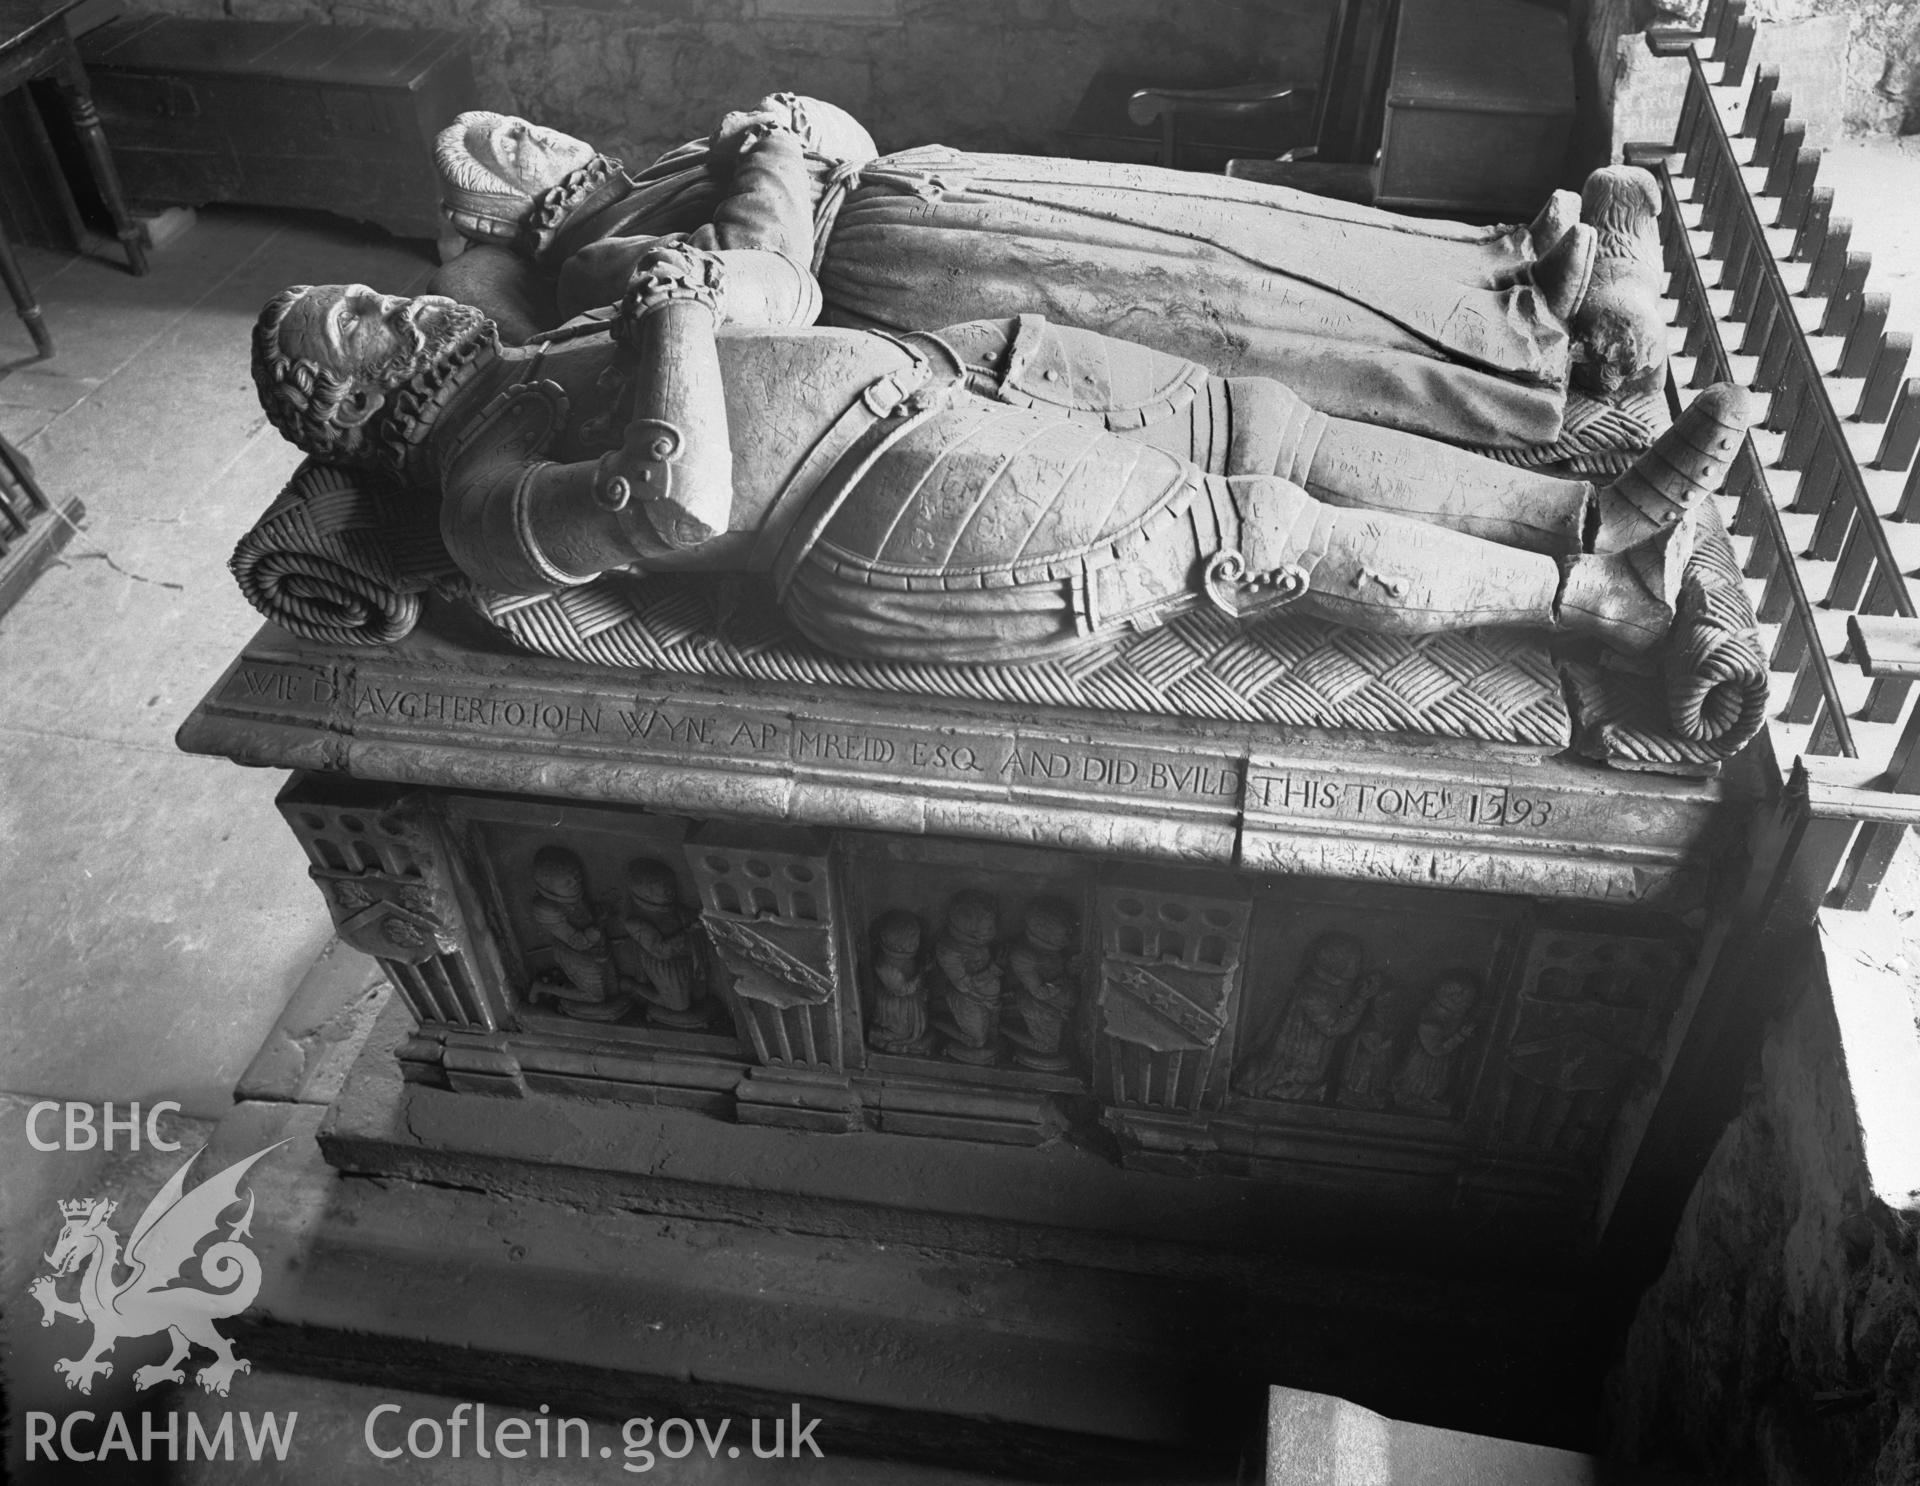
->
left=174, top=628, right=1750, bottom=1242
left=210, top=1001, right=1611, bottom=1471
left=169, top=622, right=1767, bottom=1472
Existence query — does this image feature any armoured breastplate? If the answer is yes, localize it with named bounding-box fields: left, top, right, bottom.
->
left=787, top=317, right=1204, bottom=588
left=717, top=328, right=919, bottom=491
left=800, top=394, right=1201, bottom=585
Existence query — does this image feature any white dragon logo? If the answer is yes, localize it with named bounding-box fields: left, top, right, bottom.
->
left=27, top=1142, right=284, bottom=1397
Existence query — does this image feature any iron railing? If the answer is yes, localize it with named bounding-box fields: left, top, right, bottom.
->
left=1637, top=0, right=1920, bottom=909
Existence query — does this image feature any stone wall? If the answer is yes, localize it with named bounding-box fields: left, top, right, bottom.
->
left=1582, top=0, right=1920, bottom=136
left=1744, top=0, right=1920, bottom=134
left=130, top=0, right=1325, bottom=164
left=1605, top=918, right=1920, bottom=1484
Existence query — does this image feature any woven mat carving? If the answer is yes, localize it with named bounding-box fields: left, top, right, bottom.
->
left=229, top=458, right=1787, bottom=767
left=1470, top=382, right=1672, bottom=475
left=478, top=577, right=1572, bottom=747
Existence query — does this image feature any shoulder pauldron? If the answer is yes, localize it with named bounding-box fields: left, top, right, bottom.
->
left=441, top=379, right=571, bottom=487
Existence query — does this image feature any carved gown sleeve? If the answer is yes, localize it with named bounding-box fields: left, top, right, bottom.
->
left=684, top=127, right=824, bottom=329
left=556, top=124, right=826, bottom=322
left=694, top=127, right=816, bottom=263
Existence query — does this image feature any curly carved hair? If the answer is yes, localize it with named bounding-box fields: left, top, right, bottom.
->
left=252, top=288, right=495, bottom=474
left=252, top=286, right=372, bottom=466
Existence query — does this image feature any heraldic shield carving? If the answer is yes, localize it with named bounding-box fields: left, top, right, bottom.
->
left=703, top=914, right=835, bottom=1010
left=313, top=870, right=455, bottom=963
left=1095, top=884, right=1251, bottom=1114
left=685, top=834, right=848, bottom=1070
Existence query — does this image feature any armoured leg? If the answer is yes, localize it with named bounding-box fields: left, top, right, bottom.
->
left=1218, top=473, right=1694, bottom=652
left=1558, top=520, right=1697, bottom=653
left=1592, top=383, right=1753, bottom=551
left=1228, top=378, right=1754, bottom=562
left=1229, top=377, right=1588, bottom=554
left=1221, top=475, right=1562, bottom=632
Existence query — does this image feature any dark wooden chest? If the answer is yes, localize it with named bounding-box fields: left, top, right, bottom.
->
left=1375, top=0, right=1575, bottom=218
left=78, top=18, right=474, bottom=238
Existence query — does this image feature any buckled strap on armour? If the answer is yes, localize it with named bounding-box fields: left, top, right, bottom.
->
left=763, top=347, right=959, bottom=593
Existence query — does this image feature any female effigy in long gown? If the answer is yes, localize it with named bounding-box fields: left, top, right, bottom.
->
left=436, top=101, right=1622, bottom=455
left=810, top=149, right=1571, bottom=450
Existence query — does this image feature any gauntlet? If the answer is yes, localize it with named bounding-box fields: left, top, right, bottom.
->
left=595, top=243, right=734, bottom=550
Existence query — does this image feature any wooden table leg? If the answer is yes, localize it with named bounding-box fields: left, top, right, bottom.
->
left=22, top=80, right=91, bottom=252
left=0, top=208, right=53, bottom=358
left=54, top=49, right=147, bottom=276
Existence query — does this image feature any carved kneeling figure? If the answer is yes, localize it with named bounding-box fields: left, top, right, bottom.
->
left=614, top=858, right=713, bottom=1029
left=525, top=845, right=634, bottom=1021
left=1238, top=933, right=1382, bottom=1104
left=866, top=909, right=936, bottom=1056
left=1391, top=975, right=1481, bottom=1117
left=1002, top=903, right=1079, bottom=1073
left=931, top=892, right=1003, bottom=1066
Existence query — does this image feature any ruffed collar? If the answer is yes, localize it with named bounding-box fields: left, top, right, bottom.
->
left=374, top=335, right=506, bottom=485
left=523, top=155, right=631, bottom=266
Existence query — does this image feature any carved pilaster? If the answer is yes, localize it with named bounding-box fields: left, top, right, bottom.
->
left=277, top=774, right=511, bottom=1037
left=1094, top=880, right=1252, bottom=1116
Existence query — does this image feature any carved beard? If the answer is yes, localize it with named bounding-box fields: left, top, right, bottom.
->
left=361, top=300, right=499, bottom=476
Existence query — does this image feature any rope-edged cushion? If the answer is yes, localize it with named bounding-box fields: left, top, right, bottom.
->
left=229, top=462, right=463, bottom=646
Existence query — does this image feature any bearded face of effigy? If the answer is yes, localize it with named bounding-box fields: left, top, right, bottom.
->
left=251, top=285, right=494, bottom=469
